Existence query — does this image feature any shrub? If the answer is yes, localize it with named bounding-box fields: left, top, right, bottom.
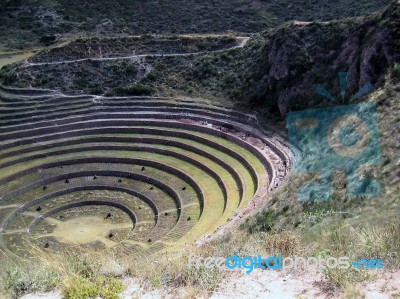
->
left=244, top=210, right=277, bottom=233
left=323, top=267, right=369, bottom=290
left=3, top=265, right=59, bottom=299
left=39, top=34, right=57, bottom=45
left=63, top=276, right=123, bottom=299
left=264, top=231, right=300, bottom=256
left=113, top=84, right=155, bottom=96
left=124, top=64, right=138, bottom=75
left=392, top=63, right=400, bottom=79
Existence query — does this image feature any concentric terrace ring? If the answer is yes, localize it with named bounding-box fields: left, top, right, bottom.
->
left=0, top=85, right=290, bottom=257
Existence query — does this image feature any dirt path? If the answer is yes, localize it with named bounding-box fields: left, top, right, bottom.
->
left=23, top=37, right=250, bottom=67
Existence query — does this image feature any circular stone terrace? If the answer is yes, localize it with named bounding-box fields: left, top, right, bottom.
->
left=0, top=84, right=290, bottom=258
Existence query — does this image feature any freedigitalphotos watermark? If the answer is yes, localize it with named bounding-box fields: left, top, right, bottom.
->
left=188, top=254, right=384, bottom=274
left=287, top=72, right=382, bottom=201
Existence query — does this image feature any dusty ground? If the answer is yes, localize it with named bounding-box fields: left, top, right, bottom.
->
left=20, top=269, right=400, bottom=299
left=210, top=269, right=400, bottom=299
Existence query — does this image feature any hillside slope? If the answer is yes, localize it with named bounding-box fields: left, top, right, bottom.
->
left=1, top=0, right=398, bottom=117
left=0, top=0, right=392, bottom=50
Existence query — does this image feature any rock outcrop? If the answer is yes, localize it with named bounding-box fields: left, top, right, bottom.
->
left=241, top=0, right=400, bottom=116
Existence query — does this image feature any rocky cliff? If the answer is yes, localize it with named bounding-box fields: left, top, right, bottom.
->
left=241, top=0, right=399, bottom=116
